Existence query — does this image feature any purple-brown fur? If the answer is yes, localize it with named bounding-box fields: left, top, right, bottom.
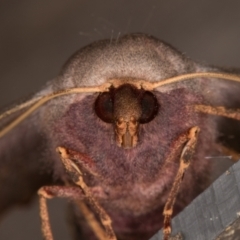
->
left=1, top=33, right=235, bottom=240
left=46, top=87, right=214, bottom=239
left=36, top=34, right=220, bottom=239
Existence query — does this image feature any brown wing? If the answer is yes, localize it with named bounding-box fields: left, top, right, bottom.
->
left=0, top=98, right=57, bottom=215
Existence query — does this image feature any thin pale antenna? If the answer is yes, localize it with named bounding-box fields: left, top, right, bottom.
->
left=0, top=96, right=42, bottom=121
left=1, top=72, right=240, bottom=138
left=0, top=84, right=110, bottom=138
left=150, top=72, right=240, bottom=89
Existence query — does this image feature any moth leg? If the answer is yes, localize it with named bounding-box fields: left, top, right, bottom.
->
left=38, top=190, right=53, bottom=240
left=194, top=104, right=240, bottom=162
left=74, top=200, right=109, bottom=240
left=193, top=105, right=240, bottom=120
left=163, top=126, right=200, bottom=240
left=57, top=147, right=117, bottom=240
left=38, top=186, right=85, bottom=240
left=39, top=185, right=85, bottom=199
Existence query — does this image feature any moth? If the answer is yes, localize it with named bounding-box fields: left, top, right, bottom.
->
left=1, top=33, right=240, bottom=240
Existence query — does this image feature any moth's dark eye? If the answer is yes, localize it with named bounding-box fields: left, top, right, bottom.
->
left=139, top=91, right=159, bottom=124
left=95, top=92, right=113, bottom=123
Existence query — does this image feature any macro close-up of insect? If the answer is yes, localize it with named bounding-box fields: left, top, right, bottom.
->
left=1, top=32, right=240, bottom=240
left=1, top=1, right=240, bottom=240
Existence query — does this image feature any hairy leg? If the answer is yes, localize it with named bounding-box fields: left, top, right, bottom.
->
left=163, top=126, right=200, bottom=240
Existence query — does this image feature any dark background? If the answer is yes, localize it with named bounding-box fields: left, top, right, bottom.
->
left=0, top=1, right=240, bottom=239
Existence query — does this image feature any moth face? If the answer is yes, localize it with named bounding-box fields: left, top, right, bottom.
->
left=95, top=83, right=159, bottom=148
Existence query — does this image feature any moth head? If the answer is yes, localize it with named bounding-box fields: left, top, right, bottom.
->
left=1, top=72, right=240, bottom=142
left=94, top=83, right=159, bottom=148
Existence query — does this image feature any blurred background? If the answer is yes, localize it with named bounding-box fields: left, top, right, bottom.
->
left=0, top=0, right=240, bottom=239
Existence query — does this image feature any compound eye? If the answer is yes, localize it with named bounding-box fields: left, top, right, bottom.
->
left=139, top=91, right=159, bottom=124
left=94, top=92, right=114, bottom=123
